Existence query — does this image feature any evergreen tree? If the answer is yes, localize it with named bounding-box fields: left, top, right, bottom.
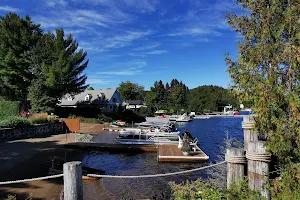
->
left=29, top=29, right=88, bottom=112
left=226, top=0, right=300, bottom=197
left=0, top=13, right=42, bottom=102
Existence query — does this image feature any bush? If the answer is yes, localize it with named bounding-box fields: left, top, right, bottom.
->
left=68, top=115, right=104, bottom=124
left=0, top=116, right=30, bottom=128
left=170, top=178, right=263, bottom=200
left=0, top=101, right=20, bottom=119
left=29, top=117, right=49, bottom=125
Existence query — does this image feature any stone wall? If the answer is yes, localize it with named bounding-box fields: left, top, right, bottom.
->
left=0, top=122, right=64, bottom=141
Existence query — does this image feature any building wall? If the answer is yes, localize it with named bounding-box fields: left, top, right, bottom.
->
left=107, top=90, right=123, bottom=112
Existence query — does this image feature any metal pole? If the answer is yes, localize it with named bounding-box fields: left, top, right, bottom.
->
left=64, top=161, right=83, bottom=200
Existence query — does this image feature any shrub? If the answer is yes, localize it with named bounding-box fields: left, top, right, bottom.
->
left=170, top=178, right=263, bottom=200
left=97, top=114, right=112, bottom=122
left=29, top=117, right=49, bottom=125
left=0, top=101, right=20, bottom=119
left=0, top=116, right=30, bottom=128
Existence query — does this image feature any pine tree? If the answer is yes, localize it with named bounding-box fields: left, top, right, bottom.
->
left=0, top=13, right=42, bottom=102
left=29, top=29, right=88, bottom=112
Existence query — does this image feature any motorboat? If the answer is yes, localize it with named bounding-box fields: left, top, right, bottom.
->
left=146, top=116, right=170, bottom=123
left=116, top=126, right=180, bottom=144
left=193, top=115, right=210, bottom=119
left=175, top=113, right=193, bottom=122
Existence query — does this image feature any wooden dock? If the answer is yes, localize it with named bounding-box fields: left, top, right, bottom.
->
left=65, top=142, right=157, bottom=152
left=158, top=144, right=209, bottom=162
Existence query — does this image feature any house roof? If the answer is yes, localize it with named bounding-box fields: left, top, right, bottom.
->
left=58, top=88, right=116, bottom=106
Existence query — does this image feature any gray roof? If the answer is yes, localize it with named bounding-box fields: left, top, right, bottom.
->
left=58, top=88, right=116, bottom=106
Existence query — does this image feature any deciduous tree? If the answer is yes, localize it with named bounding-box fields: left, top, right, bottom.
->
left=226, top=0, right=300, bottom=197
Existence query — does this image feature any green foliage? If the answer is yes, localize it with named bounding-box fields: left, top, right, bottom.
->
left=117, top=81, right=145, bottom=101
left=28, top=78, right=56, bottom=113
left=87, top=87, right=94, bottom=90
left=136, top=106, right=148, bottom=117
left=271, top=164, right=300, bottom=200
left=189, top=85, right=238, bottom=113
left=226, top=0, right=300, bottom=198
left=28, top=117, right=49, bottom=125
left=170, top=178, right=264, bottom=200
left=68, top=114, right=109, bottom=124
left=0, top=13, right=42, bottom=101
left=29, top=29, right=88, bottom=112
left=0, top=13, right=88, bottom=113
left=0, top=101, right=20, bottom=119
left=0, top=116, right=30, bottom=128
left=147, top=79, right=189, bottom=112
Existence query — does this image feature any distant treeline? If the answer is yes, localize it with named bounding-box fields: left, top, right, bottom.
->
left=118, top=79, right=239, bottom=114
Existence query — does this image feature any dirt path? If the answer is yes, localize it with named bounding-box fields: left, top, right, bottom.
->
left=0, top=133, right=83, bottom=200
left=0, top=123, right=118, bottom=200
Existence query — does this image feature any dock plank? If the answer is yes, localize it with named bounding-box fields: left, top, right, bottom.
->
left=158, top=144, right=209, bottom=162
left=65, top=142, right=158, bottom=152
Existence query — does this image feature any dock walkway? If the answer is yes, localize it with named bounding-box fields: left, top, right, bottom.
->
left=158, top=144, right=209, bottom=162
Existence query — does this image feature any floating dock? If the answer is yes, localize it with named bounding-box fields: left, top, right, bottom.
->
left=64, top=142, right=157, bottom=152
left=65, top=143, right=209, bottom=162
left=158, top=144, right=209, bottom=162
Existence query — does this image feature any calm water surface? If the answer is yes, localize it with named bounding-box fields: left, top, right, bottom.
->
left=82, top=117, right=243, bottom=199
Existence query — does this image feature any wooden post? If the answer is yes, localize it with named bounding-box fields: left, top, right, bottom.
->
left=242, top=115, right=258, bottom=151
left=64, top=161, right=83, bottom=200
left=247, top=141, right=271, bottom=199
left=226, top=148, right=246, bottom=189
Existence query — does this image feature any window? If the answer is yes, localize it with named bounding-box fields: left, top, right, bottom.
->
left=112, top=98, right=116, bottom=103
left=67, top=96, right=73, bottom=101
left=85, top=94, right=91, bottom=101
left=97, top=93, right=105, bottom=100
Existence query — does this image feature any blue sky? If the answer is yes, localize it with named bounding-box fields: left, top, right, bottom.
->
left=0, top=0, right=243, bottom=90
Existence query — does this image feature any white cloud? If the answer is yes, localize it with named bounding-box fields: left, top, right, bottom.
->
left=144, top=50, right=168, bottom=55
left=0, top=5, right=20, bottom=12
left=45, top=0, right=67, bottom=7
left=86, top=78, right=112, bottom=84
left=128, top=53, right=146, bottom=57
left=72, top=0, right=158, bottom=13
left=133, top=43, right=160, bottom=51
left=96, top=60, right=147, bottom=75
left=167, top=28, right=221, bottom=37
left=99, top=30, right=154, bottom=51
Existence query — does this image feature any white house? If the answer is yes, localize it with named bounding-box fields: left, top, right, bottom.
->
left=58, top=88, right=123, bottom=113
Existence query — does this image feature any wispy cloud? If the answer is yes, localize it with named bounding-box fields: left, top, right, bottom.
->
left=144, top=50, right=168, bottom=55
left=86, top=78, right=112, bottom=84
left=99, top=30, right=154, bottom=51
left=133, top=43, right=160, bottom=51
left=45, top=0, right=67, bottom=7
left=96, top=60, right=147, bottom=75
left=0, top=5, right=20, bottom=12
left=73, top=0, right=158, bottom=13
left=167, top=28, right=221, bottom=37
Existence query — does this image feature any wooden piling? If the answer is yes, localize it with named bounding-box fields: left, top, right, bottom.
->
left=247, top=141, right=271, bottom=199
left=226, top=148, right=246, bottom=188
left=64, top=161, right=83, bottom=200
left=242, top=115, right=258, bottom=151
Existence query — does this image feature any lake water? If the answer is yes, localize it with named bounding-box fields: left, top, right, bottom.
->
left=82, top=117, right=243, bottom=199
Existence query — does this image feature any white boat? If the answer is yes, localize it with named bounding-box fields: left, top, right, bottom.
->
left=116, top=130, right=180, bottom=144
left=175, top=113, right=193, bottom=122
left=146, top=116, right=170, bottom=123
left=136, top=121, right=170, bottom=128
left=119, top=127, right=179, bottom=140
left=194, top=115, right=210, bottom=119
